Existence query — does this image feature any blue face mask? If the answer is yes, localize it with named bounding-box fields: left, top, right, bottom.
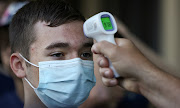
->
left=19, top=54, right=96, bottom=108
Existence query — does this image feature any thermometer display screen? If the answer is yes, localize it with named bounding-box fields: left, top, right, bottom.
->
left=101, top=17, right=113, bottom=30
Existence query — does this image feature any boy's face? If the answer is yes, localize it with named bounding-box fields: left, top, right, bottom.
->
left=26, top=21, right=93, bottom=87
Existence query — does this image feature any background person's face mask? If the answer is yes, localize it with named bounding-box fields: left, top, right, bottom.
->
left=19, top=54, right=96, bottom=108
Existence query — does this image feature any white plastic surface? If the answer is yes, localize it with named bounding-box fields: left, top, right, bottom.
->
left=83, top=12, right=120, bottom=78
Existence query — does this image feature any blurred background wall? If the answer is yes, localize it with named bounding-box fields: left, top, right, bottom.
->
left=161, top=0, right=180, bottom=70
left=67, top=0, right=180, bottom=72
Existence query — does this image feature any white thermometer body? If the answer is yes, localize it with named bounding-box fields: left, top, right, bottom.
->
left=83, top=12, right=120, bottom=78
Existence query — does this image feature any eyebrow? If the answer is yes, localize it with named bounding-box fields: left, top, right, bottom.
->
left=45, top=42, right=69, bottom=50
left=45, top=41, right=93, bottom=50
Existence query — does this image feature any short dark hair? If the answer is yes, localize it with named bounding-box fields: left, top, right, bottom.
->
left=9, top=0, right=85, bottom=59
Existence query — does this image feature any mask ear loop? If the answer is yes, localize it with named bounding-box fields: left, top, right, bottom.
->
left=19, top=53, right=38, bottom=89
left=24, top=78, right=36, bottom=89
left=19, top=53, right=39, bottom=67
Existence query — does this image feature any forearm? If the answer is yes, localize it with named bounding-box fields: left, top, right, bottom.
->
left=92, top=35, right=180, bottom=108
left=138, top=64, right=180, bottom=108
left=115, top=17, right=180, bottom=78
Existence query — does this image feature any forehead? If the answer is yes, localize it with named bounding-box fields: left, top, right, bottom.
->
left=32, top=21, right=92, bottom=49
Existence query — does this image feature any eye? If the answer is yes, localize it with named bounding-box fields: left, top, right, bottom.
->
left=50, top=52, right=64, bottom=58
left=81, top=52, right=93, bottom=60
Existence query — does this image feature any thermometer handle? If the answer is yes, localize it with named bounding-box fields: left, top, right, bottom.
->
left=108, top=58, right=120, bottom=78
left=95, top=35, right=120, bottom=78
left=95, top=35, right=116, bottom=45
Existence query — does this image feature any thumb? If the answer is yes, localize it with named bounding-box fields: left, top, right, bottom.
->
left=91, top=41, right=118, bottom=59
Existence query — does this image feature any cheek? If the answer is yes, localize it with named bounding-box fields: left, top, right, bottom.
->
left=27, top=66, right=39, bottom=88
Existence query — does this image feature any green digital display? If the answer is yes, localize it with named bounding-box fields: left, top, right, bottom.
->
left=101, top=17, right=113, bottom=30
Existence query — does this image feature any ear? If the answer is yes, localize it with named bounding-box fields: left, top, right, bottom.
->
left=10, top=53, right=26, bottom=78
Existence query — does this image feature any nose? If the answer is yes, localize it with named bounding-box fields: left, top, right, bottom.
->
left=66, top=52, right=79, bottom=60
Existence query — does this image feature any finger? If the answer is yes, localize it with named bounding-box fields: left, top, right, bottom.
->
left=102, top=77, right=118, bottom=87
left=117, top=77, right=139, bottom=93
left=115, top=38, right=134, bottom=48
left=99, top=68, right=114, bottom=78
left=117, top=77, right=125, bottom=89
left=91, top=41, right=118, bottom=58
left=97, top=56, right=109, bottom=68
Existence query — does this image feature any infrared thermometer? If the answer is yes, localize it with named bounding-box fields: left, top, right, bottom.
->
left=83, top=12, right=120, bottom=78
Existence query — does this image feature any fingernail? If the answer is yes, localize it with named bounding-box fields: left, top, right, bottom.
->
left=91, top=45, right=97, bottom=54
left=110, top=79, right=117, bottom=85
left=99, top=59, right=104, bottom=66
left=104, top=71, right=109, bottom=77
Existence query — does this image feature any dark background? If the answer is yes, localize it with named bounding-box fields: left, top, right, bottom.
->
left=68, top=0, right=161, bottom=53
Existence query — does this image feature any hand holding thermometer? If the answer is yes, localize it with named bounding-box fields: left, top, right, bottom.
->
left=83, top=12, right=120, bottom=78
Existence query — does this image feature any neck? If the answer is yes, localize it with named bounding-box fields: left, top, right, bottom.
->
left=14, top=78, right=24, bottom=102
left=23, top=79, right=46, bottom=108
